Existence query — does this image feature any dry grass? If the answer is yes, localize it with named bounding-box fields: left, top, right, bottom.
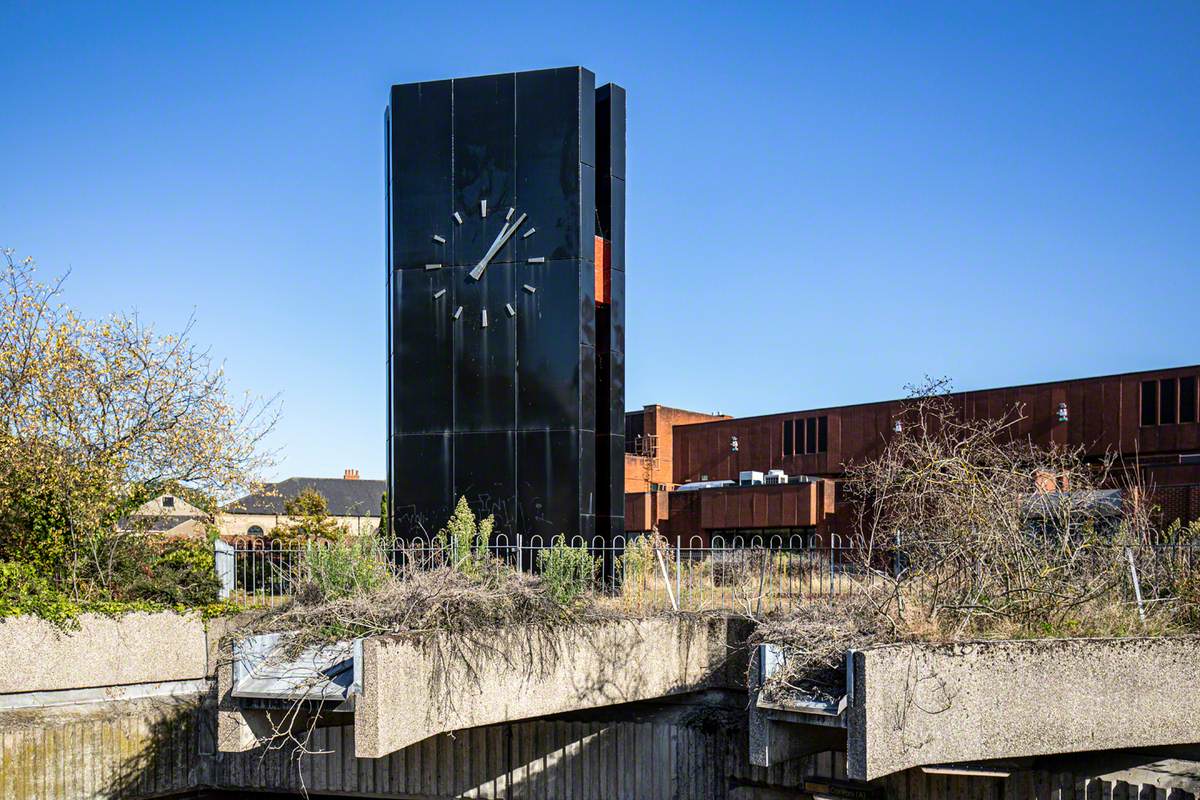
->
left=248, top=558, right=615, bottom=656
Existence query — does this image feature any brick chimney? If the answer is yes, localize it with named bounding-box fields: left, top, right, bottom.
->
left=343, top=468, right=360, bottom=481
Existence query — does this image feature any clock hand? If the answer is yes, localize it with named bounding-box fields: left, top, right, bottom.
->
left=469, top=222, right=509, bottom=280
left=469, top=213, right=527, bottom=281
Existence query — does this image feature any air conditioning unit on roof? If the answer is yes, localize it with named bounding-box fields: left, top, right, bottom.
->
left=765, top=469, right=788, bottom=485
left=739, top=470, right=764, bottom=486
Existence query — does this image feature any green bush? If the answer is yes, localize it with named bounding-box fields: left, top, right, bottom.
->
left=436, top=496, right=494, bottom=576
left=74, top=534, right=221, bottom=607
left=0, top=560, right=82, bottom=626
left=537, top=535, right=598, bottom=606
left=300, top=534, right=388, bottom=602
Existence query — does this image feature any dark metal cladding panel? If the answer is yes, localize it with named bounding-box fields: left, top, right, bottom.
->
left=580, top=69, right=596, bottom=169
left=391, top=433, right=453, bottom=537
left=392, top=268, right=454, bottom=432
left=454, top=430, right=517, bottom=531
left=607, top=177, right=626, bottom=272
left=389, top=81, right=452, bottom=269
left=515, top=68, right=583, bottom=264
left=607, top=349, right=625, bottom=443
left=594, top=433, right=625, bottom=530
left=609, top=266, right=625, bottom=354
left=516, top=429, right=583, bottom=540
left=453, top=73, right=516, bottom=266
left=580, top=344, right=596, bottom=433
left=596, top=83, right=626, bottom=181
left=452, top=263, right=517, bottom=432
left=515, top=259, right=582, bottom=431
left=580, top=163, right=596, bottom=265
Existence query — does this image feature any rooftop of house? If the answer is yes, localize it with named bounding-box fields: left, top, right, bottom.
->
left=225, top=476, right=387, bottom=518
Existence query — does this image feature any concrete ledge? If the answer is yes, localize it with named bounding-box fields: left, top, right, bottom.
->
left=0, top=611, right=210, bottom=694
left=354, top=614, right=746, bottom=759
left=847, top=636, right=1200, bottom=781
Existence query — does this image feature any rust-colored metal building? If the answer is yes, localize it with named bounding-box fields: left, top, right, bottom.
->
left=625, top=365, right=1200, bottom=542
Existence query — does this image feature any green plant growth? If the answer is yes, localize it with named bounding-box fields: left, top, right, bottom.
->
left=435, top=496, right=494, bottom=576
left=0, top=560, right=83, bottom=626
left=270, top=488, right=346, bottom=542
left=73, top=534, right=222, bottom=607
left=537, top=536, right=598, bottom=605
left=378, top=492, right=389, bottom=541
left=300, top=534, right=388, bottom=602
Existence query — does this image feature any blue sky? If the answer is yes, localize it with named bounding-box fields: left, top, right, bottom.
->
left=3, top=1, right=1197, bottom=480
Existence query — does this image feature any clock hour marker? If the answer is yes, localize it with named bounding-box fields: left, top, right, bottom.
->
left=452, top=306, right=462, bottom=320
left=523, top=284, right=537, bottom=294
left=424, top=263, right=442, bottom=270
left=505, top=207, right=514, bottom=221
left=480, top=199, right=487, bottom=218
left=481, top=308, right=488, bottom=328
left=432, top=288, right=446, bottom=300
left=505, top=303, right=516, bottom=318
left=453, top=212, right=463, bottom=224
left=528, top=256, right=545, bottom=263
left=522, top=228, right=536, bottom=239
left=432, top=234, right=445, bottom=244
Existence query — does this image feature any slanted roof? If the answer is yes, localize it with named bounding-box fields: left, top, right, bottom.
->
left=225, top=477, right=386, bottom=518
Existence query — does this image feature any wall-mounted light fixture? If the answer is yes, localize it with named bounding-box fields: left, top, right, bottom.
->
left=1057, top=402, right=1069, bottom=423
left=730, top=435, right=739, bottom=453
left=893, top=420, right=903, bottom=433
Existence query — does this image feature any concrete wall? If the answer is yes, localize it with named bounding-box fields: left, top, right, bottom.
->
left=848, top=636, right=1200, bottom=781
left=0, top=612, right=210, bottom=694
left=354, top=615, right=748, bottom=759
left=0, top=695, right=209, bottom=800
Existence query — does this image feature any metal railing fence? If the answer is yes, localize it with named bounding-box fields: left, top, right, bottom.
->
left=214, top=532, right=1200, bottom=616
left=218, top=533, right=879, bottom=612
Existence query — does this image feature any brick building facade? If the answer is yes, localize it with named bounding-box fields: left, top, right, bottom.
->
left=625, top=365, right=1200, bottom=543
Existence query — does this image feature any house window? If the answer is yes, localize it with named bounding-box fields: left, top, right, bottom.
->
left=805, top=418, right=818, bottom=454
left=1143, top=376, right=1197, bottom=426
left=248, top=525, right=264, bottom=536
left=782, top=420, right=794, bottom=456
left=163, top=496, right=175, bottom=508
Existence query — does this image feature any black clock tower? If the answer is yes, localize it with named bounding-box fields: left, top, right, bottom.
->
left=386, top=67, right=625, bottom=542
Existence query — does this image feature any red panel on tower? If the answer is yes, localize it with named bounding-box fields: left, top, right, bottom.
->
left=594, top=235, right=611, bottom=306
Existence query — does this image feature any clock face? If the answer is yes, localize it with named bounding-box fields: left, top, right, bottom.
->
left=427, top=199, right=542, bottom=328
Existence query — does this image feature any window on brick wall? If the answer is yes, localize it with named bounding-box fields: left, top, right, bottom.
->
left=1182, top=377, right=1197, bottom=424
left=1161, top=378, right=1178, bottom=425
left=783, top=416, right=829, bottom=455
left=1142, top=376, right=1199, bottom=426
left=1142, top=380, right=1158, bottom=426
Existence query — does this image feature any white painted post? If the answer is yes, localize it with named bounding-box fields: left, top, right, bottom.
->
left=1126, top=546, right=1146, bottom=623
left=214, top=539, right=235, bottom=600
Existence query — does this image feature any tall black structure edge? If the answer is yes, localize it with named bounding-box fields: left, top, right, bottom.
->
left=386, top=67, right=625, bottom=542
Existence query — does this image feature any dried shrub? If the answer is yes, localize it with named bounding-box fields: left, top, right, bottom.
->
left=843, top=377, right=1155, bottom=638
left=753, top=591, right=897, bottom=703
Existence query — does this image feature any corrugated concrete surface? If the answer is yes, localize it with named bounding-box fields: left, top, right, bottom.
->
left=5, top=691, right=1200, bottom=799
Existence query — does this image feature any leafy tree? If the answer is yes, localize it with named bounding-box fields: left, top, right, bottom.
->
left=0, top=249, right=277, bottom=596
left=270, top=488, right=346, bottom=542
